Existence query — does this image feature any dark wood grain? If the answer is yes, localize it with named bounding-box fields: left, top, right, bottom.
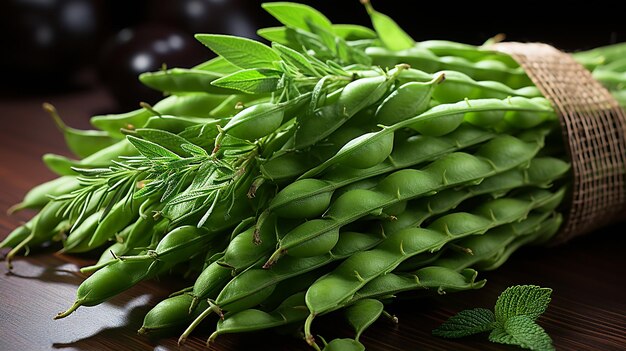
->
left=1, top=87, right=625, bottom=351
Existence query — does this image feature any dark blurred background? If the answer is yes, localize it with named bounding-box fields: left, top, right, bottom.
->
left=0, top=0, right=623, bottom=112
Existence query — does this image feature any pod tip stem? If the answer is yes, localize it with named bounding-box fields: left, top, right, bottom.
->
left=7, top=203, right=25, bottom=215
left=54, top=300, right=83, bottom=320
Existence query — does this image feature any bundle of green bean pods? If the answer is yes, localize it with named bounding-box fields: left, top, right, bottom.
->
left=2, top=1, right=625, bottom=350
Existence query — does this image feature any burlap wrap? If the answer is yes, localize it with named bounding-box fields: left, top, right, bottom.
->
left=492, top=42, right=626, bottom=244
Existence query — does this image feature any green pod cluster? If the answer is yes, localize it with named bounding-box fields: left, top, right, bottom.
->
left=383, top=155, right=570, bottom=235
left=365, top=46, right=532, bottom=88
left=267, top=132, right=545, bottom=266
left=398, top=68, right=541, bottom=104
left=179, top=230, right=385, bottom=341
left=476, top=214, right=563, bottom=271
left=267, top=124, right=496, bottom=219
left=302, top=188, right=565, bottom=342
left=293, top=66, right=405, bottom=149
left=299, top=96, right=555, bottom=179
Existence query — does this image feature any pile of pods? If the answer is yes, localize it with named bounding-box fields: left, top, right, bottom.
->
left=2, top=2, right=625, bottom=350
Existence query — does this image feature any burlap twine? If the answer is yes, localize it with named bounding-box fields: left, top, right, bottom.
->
left=492, top=42, right=626, bottom=244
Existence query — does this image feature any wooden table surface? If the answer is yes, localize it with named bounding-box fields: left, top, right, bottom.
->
left=1, top=86, right=625, bottom=351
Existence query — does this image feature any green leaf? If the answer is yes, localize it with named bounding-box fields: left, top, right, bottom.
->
left=489, top=316, right=555, bottom=351
left=195, top=34, right=280, bottom=69
left=272, top=43, right=318, bottom=76
left=127, top=135, right=181, bottom=160
left=134, top=129, right=195, bottom=157
left=345, top=299, right=384, bottom=340
left=363, top=0, right=414, bottom=50
left=180, top=143, right=209, bottom=157
left=193, top=56, right=241, bottom=74
left=433, top=308, right=496, bottom=338
left=494, top=285, right=552, bottom=323
left=257, top=26, right=293, bottom=45
left=332, top=24, right=378, bottom=40
left=322, top=338, right=365, bottom=351
left=262, top=2, right=333, bottom=33
left=212, top=68, right=282, bottom=94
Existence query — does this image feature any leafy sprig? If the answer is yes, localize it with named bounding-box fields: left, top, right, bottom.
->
left=433, top=285, right=554, bottom=351
left=50, top=1, right=391, bottom=230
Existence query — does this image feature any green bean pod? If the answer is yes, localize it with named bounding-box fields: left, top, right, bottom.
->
left=350, top=267, right=485, bottom=303
left=267, top=133, right=545, bottom=266
left=10, top=176, right=80, bottom=213
left=44, top=102, right=119, bottom=158
left=87, top=196, right=143, bottom=248
left=303, top=189, right=564, bottom=343
left=208, top=292, right=309, bottom=343
left=6, top=200, right=66, bottom=269
left=1, top=221, right=34, bottom=250
left=322, top=339, right=365, bottom=351
left=61, top=210, right=105, bottom=253
left=344, top=298, right=384, bottom=341
left=54, top=259, right=153, bottom=319
left=222, top=102, right=287, bottom=141
left=434, top=212, right=561, bottom=272
left=139, top=68, right=237, bottom=94
left=375, top=74, right=444, bottom=125
left=139, top=293, right=209, bottom=335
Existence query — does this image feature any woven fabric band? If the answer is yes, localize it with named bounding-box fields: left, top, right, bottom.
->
left=493, top=42, right=626, bottom=244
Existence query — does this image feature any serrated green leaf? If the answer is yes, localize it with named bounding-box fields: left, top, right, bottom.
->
left=262, top=2, right=333, bottom=33
left=322, top=338, right=365, bottom=351
left=195, top=34, right=280, bottom=69
left=345, top=299, right=384, bottom=340
left=363, top=1, right=414, bottom=50
left=494, top=285, right=552, bottom=323
left=127, top=135, right=181, bottom=160
left=489, top=315, right=554, bottom=351
left=212, top=68, right=282, bottom=94
left=272, top=42, right=318, bottom=76
left=433, top=308, right=496, bottom=338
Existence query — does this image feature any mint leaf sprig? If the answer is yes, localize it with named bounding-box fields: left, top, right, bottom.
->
left=433, top=285, right=555, bottom=351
